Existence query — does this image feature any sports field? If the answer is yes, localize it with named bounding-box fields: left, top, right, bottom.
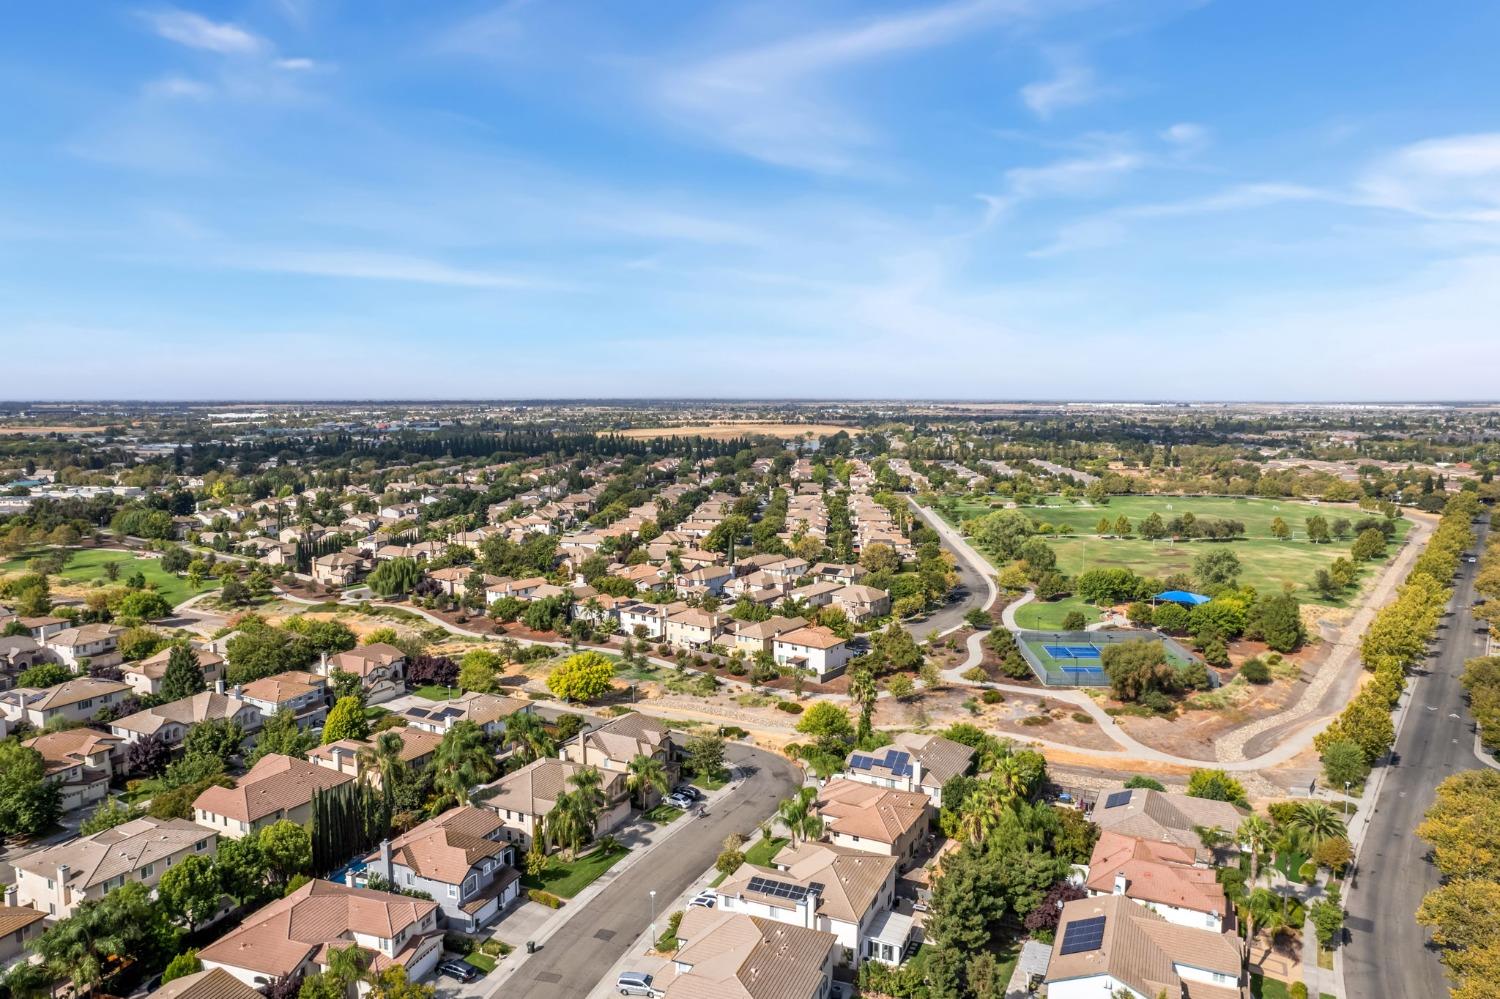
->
left=949, top=495, right=1410, bottom=607
left=1020, top=631, right=1197, bottom=686
left=0, top=548, right=218, bottom=606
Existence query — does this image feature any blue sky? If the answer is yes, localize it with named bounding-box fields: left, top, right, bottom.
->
left=4, top=1, right=1500, bottom=400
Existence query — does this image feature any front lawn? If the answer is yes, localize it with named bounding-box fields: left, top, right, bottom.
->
left=644, top=804, right=684, bottom=824
left=1014, top=593, right=1102, bottom=630
left=521, top=842, right=629, bottom=898
left=412, top=684, right=461, bottom=700
left=744, top=835, right=788, bottom=867
left=463, top=952, right=496, bottom=974
left=691, top=771, right=730, bottom=792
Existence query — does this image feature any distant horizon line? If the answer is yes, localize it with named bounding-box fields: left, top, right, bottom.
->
left=3, top=398, right=1498, bottom=408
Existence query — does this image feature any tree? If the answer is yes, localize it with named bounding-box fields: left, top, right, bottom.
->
left=433, top=720, right=497, bottom=804
left=1351, top=527, right=1387, bottom=562
left=1187, top=769, right=1247, bottom=807
left=161, top=950, right=202, bottom=985
left=252, top=709, right=315, bottom=763
left=1288, top=802, right=1346, bottom=850
left=1257, top=593, right=1307, bottom=652
left=16, top=662, right=70, bottom=689
left=795, top=701, right=855, bottom=750
left=214, top=835, right=270, bottom=906
left=504, top=710, right=555, bottom=764
left=886, top=673, right=915, bottom=699
left=33, top=880, right=180, bottom=991
left=157, top=854, right=222, bottom=932
left=1270, top=516, right=1291, bottom=540
left=685, top=732, right=727, bottom=783
left=160, top=643, right=207, bottom=701
left=363, top=729, right=410, bottom=808
left=1305, top=514, right=1332, bottom=544
left=458, top=648, right=503, bottom=693
left=1139, top=512, right=1167, bottom=540
left=625, top=753, right=669, bottom=809
left=79, top=796, right=141, bottom=835
left=849, top=666, right=878, bottom=742
left=1124, top=775, right=1166, bottom=791
left=1193, top=549, right=1241, bottom=588
left=258, top=820, right=313, bottom=888
left=0, top=742, right=62, bottom=840
left=546, top=650, right=615, bottom=703
left=367, top=965, right=434, bottom=999
left=323, top=695, right=370, bottom=744
left=183, top=717, right=244, bottom=767
left=1309, top=885, right=1345, bottom=949
left=1100, top=640, right=1177, bottom=702
left=368, top=557, right=422, bottom=596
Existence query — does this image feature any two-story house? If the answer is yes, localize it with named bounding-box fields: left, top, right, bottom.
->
left=307, top=725, right=442, bottom=784
left=367, top=806, right=521, bottom=932
left=15, top=817, right=217, bottom=918
left=193, top=753, right=354, bottom=839
left=732, top=616, right=806, bottom=656
left=773, top=626, right=852, bottom=680
left=43, top=624, right=125, bottom=671
left=1043, top=895, right=1242, bottom=999
left=321, top=644, right=407, bottom=706
left=840, top=734, right=975, bottom=808
left=1084, top=832, right=1229, bottom=932
left=664, top=608, right=722, bottom=649
left=121, top=645, right=225, bottom=698
left=24, top=727, right=122, bottom=812
left=111, top=687, right=263, bottom=751
left=477, top=757, right=630, bottom=851
left=0, top=677, right=131, bottom=729
left=311, top=552, right=365, bottom=587
left=813, top=780, right=930, bottom=870
left=400, top=692, right=534, bottom=742
left=560, top=712, right=678, bottom=798
left=238, top=671, right=328, bottom=729
left=660, top=909, right=837, bottom=999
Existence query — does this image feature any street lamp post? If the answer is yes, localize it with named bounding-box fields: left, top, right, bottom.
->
left=650, top=889, right=657, bottom=945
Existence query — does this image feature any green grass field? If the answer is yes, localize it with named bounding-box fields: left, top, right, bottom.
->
left=1, top=548, right=218, bottom=606
left=744, top=835, right=788, bottom=867
left=1014, top=594, right=1102, bottom=630
left=412, top=684, right=461, bottom=700
left=947, top=495, right=1410, bottom=606
left=521, top=841, right=629, bottom=898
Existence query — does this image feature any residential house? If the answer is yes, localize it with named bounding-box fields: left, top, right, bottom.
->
left=193, top=753, right=355, bottom=839
left=366, top=806, right=521, bottom=932
left=1043, top=895, right=1242, bottom=999
left=1084, top=832, right=1229, bottom=932
left=122, top=644, right=225, bottom=698
left=813, top=780, right=930, bottom=869
left=311, top=552, right=364, bottom=587
left=24, top=727, right=122, bottom=812
left=111, top=688, right=263, bottom=751
left=716, top=840, right=907, bottom=968
left=659, top=908, right=838, bottom=999
left=674, top=566, right=734, bottom=599
left=43, top=624, right=125, bottom=671
left=733, top=616, right=807, bottom=656
left=198, top=879, right=443, bottom=989
left=773, top=626, right=852, bottom=680
left=559, top=712, right=678, bottom=792
left=840, top=733, right=974, bottom=808
left=18, top=616, right=68, bottom=641
left=476, top=757, right=630, bottom=851
left=307, top=726, right=442, bottom=784
left=147, top=968, right=262, bottom=999
left=790, top=581, right=842, bottom=608
left=322, top=644, right=407, bottom=705
left=1090, top=788, right=1246, bottom=863
left=811, top=563, right=866, bottom=586
left=14, top=817, right=217, bottom=918
left=400, top=692, right=533, bottom=741
left=0, top=677, right=131, bottom=729
left=0, top=636, right=44, bottom=690
left=0, top=904, right=46, bottom=968
left=612, top=563, right=670, bottom=592
left=619, top=601, right=680, bottom=640
left=238, top=671, right=328, bottom=729
left=829, top=585, right=891, bottom=623
left=664, top=608, right=723, bottom=649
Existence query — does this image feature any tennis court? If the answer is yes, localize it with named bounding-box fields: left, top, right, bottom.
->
left=1042, top=642, right=1103, bottom=660
left=1017, top=629, right=1203, bottom=688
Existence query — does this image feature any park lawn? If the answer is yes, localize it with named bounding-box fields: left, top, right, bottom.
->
left=412, top=685, right=461, bottom=700
left=744, top=836, right=788, bottom=867
left=946, top=494, right=1410, bottom=608
left=521, top=841, right=629, bottom=898
left=2, top=548, right=219, bottom=606
left=1014, top=594, right=1101, bottom=630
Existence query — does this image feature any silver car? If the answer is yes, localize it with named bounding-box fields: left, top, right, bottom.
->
left=617, top=971, right=660, bottom=996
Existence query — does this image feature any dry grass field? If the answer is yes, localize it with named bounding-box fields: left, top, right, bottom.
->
left=612, top=422, right=849, bottom=440
left=0, top=425, right=111, bottom=435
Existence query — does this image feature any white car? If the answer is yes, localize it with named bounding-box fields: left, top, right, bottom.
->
left=688, top=890, right=716, bottom=908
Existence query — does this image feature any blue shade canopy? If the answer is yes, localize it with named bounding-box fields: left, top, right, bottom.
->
left=1154, top=590, right=1211, bottom=606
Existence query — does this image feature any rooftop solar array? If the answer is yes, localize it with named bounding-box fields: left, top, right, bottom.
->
left=1059, top=916, right=1107, bottom=955
left=745, top=876, right=820, bottom=902
left=848, top=748, right=915, bottom=778
left=1104, top=790, right=1132, bottom=809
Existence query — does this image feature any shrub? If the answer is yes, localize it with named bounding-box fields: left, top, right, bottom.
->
left=527, top=889, right=563, bottom=909
left=1061, top=611, right=1088, bottom=631
left=443, top=933, right=477, bottom=955
left=1071, top=711, right=1092, bottom=724
left=1123, top=776, right=1165, bottom=791
left=981, top=689, right=1003, bottom=704
left=1291, top=984, right=1309, bottom=999
left=1021, top=715, right=1052, bottom=726
left=1240, top=657, right=1271, bottom=684
left=775, top=701, right=804, bottom=714
left=962, top=666, right=990, bottom=683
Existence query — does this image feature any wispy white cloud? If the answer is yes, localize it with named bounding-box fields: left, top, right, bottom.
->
left=429, top=0, right=536, bottom=57
left=140, top=8, right=266, bottom=55
left=1356, top=132, right=1500, bottom=222
left=275, top=57, right=321, bottom=71
left=978, top=142, right=1144, bottom=225
left=216, top=249, right=568, bottom=291
left=1160, top=121, right=1208, bottom=151
left=1020, top=49, right=1103, bottom=118
left=142, top=75, right=213, bottom=100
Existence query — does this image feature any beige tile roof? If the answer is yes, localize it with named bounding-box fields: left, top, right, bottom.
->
left=329, top=643, right=405, bottom=677
left=774, top=626, right=845, bottom=651
left=1086, top=831, right=1228, bottom=917
left=111, top=691, right=254, bottom=736
left=0, top=905, right=46, bottom=937
left=46, top=623, right=125, bottom=648
left=733, top=616, right=806, bottom=641
left=1044, top=895, right=1241, bottom=997
left=578, top=711, right=672, bottom=764
left=479, top=757, right=625, bottom=818
left=199, top=879, right=439, bottom=979
left=194, top=753, right=354, bottom=824
left=844, top=732, right=975, bottom=788
left=1093, top=789, right=1246, bottom=861
left=374, top=806, right=511, bottom=885
left=815, top=779, right=929, bottom=845
left=16, top=817, right=215, bottom=891
left=132, top=646, right=224, bottom=680
left=149, top=968, right=263, bottom=999
left=720, top=841, right=895, bottom=925
left=25, top=726, right=122, bottom=768
left=11, top=677, right=130, bottom=711
left=664, top=909, right=834, bottom=999
left=240, top=671, right=324, bottom=705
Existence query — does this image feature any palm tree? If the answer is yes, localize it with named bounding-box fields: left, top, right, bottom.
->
left=324, top=943, right=373, bottom=998
left=849, top=667, right=878, bottom=741
left=778, top=793, right=810, bottom=845
left=360, top=730, right=407, bottom=803
left=1288, top=802, right=1346, bottom=850
left=958, top=782, right=1005, bottom=844
left=504, top=711, right=555, bottom=764
left=626, top=754, right=669, bottom=810
left=545, top=794, right=588, bottom=859
left=433, top=720, right=496, bottom=804
left=1237, top=815, right=1274, bottom=961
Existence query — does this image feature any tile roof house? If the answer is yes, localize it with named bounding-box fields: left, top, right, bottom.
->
left=199, top=879, right=443, bottom=989
left=24, top=727, right=123, bottom=813
left=110, top=688, right=263, bottom=749
left=14, top=817, right=217, bottom=918
left=773, top=626, right=852, bottom=680
left=319, top=644, right=407, bottom=706
left=365, top=806, right=521, bottom=932
left=1091, top=788, right=1247, bottom=863
left=238, top=671, right=328, bottom=730
left=476, top=757, right=630, bottom=852
left=307, top=726, right=442, bottom=785
left=1085, top=832, right=1229, bottom=932
left=0, top=677, right=131, bottom=729
left=664, top=608, right=724, bottom=649
left=814, top=779, right=931, bottom=869
left=560, top=711, right=678, bottom=785
left=840, top=733, right=975, bottom=808
left=732, top=616, right=807, bottom=655
left=1043, top=894, right=1243, bottom=999
left=716, top=840, right=906, bottom=968
left=659, top=908, right=837, bottom=999
left=42, top=623, right=125, bottom=671
left=147, top=967, right=263, bottom=999
left=0, top=903, right=47, bottom=967
left=828, top=585, right=891, bottom=623
left=400, top=692, right=533, bottom=741
left=193, top=753, right=355, bottom=839
left=122, top=645, right=225, bottom=698
left=311, top=552, right=365, bottom=587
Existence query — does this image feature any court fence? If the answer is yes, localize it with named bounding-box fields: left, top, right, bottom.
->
left=1015, top=627, right=1205, bottom=688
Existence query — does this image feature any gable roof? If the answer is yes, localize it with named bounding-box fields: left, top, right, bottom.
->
left=149, top=967, right=263, bottom=999
left=193, top=753, right=354, bottom=824
left=111, top=691, right=254, bottom=736
left=1092, top=789, right=1246, bottom=861
left=478, top=757, right=625, bottom=817
left=1044, top=895, right=1240, bottom=997
left=774, top=626, right=845, bottom=651
left=1086, top=831, right=1227, bottom=917
left=375, top=806, right=510, bottom=885
left=815, top=779, right=929, bottom=845
left=721, top=841, right=895, bottom=926
left=665, top=908, right=834, bottom=999
left=16, top=817, right=214, bottom=891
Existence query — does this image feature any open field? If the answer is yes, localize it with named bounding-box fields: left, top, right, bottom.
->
left=1014, top=593, right=1102, bottom=630
left=613, top=422, right=848, bottom=440
left=946, top=495, right=1411, bottom=606
left=1, top=548, right=218, bottom=605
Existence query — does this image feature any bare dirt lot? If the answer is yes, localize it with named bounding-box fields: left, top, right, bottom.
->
left=612, top=422, right=850, bottom=440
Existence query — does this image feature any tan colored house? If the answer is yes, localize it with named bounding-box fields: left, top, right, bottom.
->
left=321, top=644, right=407, bottom=705
left=24, top=727, right=122, bottom=812
left=560, top=711, right=677, bottom=785
left=199, top=879, right=443, bottom=989
left=238, top=671, right=328, bottom=729
left=147, top=967, right=262, bottom=999
left=311, top=551, right=364, bottom=587
left=122, top=645, right=225, bottom=698
left=813, top=779, right=930, bottom=869
left=366, top=807, right=521, bottom=932
left=773, top=626, right=852, bottom=680
left=1043, top=894, right=1242, bottom=999
left=400, top=691, right=533, bottom=740
left=1085, top=832, right=1229, bottom=932
left=829, top=585, right=891, bottom=622
left=307, top=725, right=442, bottom=784
left=14, top=817, right=217, bottom=918
left=477, top=757, right=630, bottom=851
left=44, top=624, right=125, bottom=671
left=840, top=733, right=974, bottom=808
left=1091, top=788, right=1246, bottom=863
left=659, top=908, right=838, bottom=999
left=111, top=689, right=262, bottom=750
left=0, top=677, right=131, bottom=729
left=664, top=608, right=723, bottom=649
left=193, top=753, right=355, bottom=839
left=0, top=904, right=47, bottom=967
left=732, top=616, right=806, bottom=655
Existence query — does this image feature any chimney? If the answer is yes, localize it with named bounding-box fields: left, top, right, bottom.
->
left=909, top=757, right=922, bottom=790
left=3, top=883, right=16, bottom=906
left=345, top=868, right=358, bottom=888
left=381, top=838, right=394, bottom=881
left=232, top=684, right=243, bottom=699
left=1113, top=873, right=1128, bottom=895
left=214, top=679, right=225, bottom=695
left=795, top=893, right=815, bottom=929
left=320, top=651, right=329, bottom=674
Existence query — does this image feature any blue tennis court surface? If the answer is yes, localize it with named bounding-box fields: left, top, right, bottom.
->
left=1043, top=643, right=1103, bottom=659
left=1060, top=664, right=1105, bottom=675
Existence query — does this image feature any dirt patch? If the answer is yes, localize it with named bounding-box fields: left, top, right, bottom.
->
left=612, top=422, right=849, bottom=440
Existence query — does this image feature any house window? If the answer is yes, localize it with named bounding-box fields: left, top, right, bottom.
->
left=197, top=839, right=208, bottom=851
left=448, top=884, right=458, bottom=898
left=140, top=864, right=154, bottom=879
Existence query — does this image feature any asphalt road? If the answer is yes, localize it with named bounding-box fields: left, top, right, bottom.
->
left=1343, top=514, right=1490, bottom=999
left=904, top=498, right=995, bottom=637
left=497, top=743, right=802, bottom=998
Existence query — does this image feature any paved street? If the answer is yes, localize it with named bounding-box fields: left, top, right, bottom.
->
left=491, top=743, right=802, bottom=998
left=1343, top=514, right=1490, bottom=999
left=904, top=497, right=997, bottom=637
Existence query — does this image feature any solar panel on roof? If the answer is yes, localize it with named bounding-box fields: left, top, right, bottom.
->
left=849, top=755, right=872, bottom=770
left=1059, top=916, right=1106, bottom=955
left=1104, top=790, right=1132, bottom=809
left=884, top=750, right=913, bottom=777
left=406, top=707, right=430, bottom=718
left=746, top=876, right=812, bottom=902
